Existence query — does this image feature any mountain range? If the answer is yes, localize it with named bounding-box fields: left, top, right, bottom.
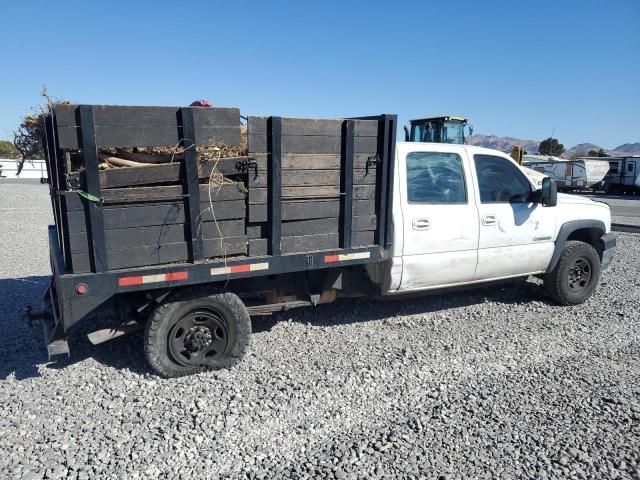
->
left=467, top=135, right=640, bottom=158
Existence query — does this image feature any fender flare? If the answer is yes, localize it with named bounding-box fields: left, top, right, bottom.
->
left=547, top=220, right=606, bottom=272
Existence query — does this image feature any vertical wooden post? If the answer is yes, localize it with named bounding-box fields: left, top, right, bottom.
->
left=180, top=107, right=204, bottom=262
left=340, top=120, right=355, bottom=248
left=267, top=117, right=282, bottom=256
left=375, top=115, right=396, bottom=248
left=44, top=114, right=64, bottom=266
left=382, top=115, right=397, bottom=249
left=78, top=105, right=107, bottom=272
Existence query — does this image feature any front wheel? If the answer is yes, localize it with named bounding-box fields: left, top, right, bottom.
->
left=144, top=290, right=251, bottom=378
left=543, top=240, right=601, bottom=305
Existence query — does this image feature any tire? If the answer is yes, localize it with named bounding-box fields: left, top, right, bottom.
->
left=543, top=240, right=601, bottom=306
left=144, top=289, right=251, bottom=378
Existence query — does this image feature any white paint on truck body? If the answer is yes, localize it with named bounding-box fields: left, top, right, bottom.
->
left=382, top=143, right=611, bottom=294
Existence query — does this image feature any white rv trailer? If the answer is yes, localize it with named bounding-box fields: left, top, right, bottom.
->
left=0, top=158, right=47, bottom=181
left=525, top=158, right=610, bottom=191
left=603, top=156, right=640, bottom=194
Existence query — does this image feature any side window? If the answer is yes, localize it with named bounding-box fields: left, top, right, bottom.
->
left=628, top=163, right=634, bottom=172
left=474, top=154, right=532, bottom=203
left=406, top=152, right=467, bottom=204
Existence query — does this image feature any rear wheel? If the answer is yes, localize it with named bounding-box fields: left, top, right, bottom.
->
left=543, top=240, right=601, bottom=305
left=144, top=289, right=251, bottom=378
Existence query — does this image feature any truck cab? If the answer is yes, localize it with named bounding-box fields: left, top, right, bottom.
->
left=382, top=143, right=616, bottom=303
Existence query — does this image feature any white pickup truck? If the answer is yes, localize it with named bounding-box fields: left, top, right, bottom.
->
left=33, top=108, right=617, bottom=377
left=376, top=143, right=616, bottom=305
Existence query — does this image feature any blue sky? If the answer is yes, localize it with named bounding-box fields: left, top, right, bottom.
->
left=0, top=0, right=638, bottom=148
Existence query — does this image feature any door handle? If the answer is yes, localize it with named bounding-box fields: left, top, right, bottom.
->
left=481, top=214, right=497, bottom=226
left=412, top=218, right=432, bottom=230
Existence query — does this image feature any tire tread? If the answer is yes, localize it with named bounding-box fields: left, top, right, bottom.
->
left=144, top=289, right=251, bottom=378
left=543, top=240, right=601, bottom=306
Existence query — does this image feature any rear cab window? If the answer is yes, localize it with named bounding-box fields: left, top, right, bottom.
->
left=406, top=152, right=467, bottom=204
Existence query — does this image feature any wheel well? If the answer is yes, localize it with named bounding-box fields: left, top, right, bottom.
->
left=567, top=228, right=604, bottom=258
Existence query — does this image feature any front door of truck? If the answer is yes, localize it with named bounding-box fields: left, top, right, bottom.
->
left=471, top=154, right=555, bottom=280
left=397, top=145, right=479, bottom=291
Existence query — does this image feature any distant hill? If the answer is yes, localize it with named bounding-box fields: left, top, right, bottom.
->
left=468, top=135, right=640, bottom=158
left=467, top=135, right=540, bottom=154
left=612, top=143, right=640, bottom=155
left=564, top=143, right=605, bottom=158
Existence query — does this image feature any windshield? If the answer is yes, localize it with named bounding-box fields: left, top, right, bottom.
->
left=441, top=121, right=465, bottom=144
left=412, top=120, right=465, bottom=144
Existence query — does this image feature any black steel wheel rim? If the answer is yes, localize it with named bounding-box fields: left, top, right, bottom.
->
left=567, top=257, right=592, bottom=291
left=168, top=309, right=229, bottom=367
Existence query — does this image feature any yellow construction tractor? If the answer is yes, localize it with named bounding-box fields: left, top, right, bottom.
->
left=404, top=116, right=471, bottom=144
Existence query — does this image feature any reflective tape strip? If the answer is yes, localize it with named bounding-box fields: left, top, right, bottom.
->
left=118, top=271, right=188, bottom=287
left=324, top=251, right=370, bottom=263
left=210, top=262, right=269, bottom=276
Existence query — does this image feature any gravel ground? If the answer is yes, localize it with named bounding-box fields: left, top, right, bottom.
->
left=1, top=182, right=639, bottom=480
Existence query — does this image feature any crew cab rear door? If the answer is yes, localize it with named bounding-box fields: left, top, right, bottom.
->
left=396, top=144, right=479, bottom=291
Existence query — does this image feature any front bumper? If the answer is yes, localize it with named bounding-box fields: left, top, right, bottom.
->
left=601, top=232, right=616, bottom=271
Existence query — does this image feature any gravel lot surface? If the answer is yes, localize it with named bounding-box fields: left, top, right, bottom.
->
left=1, top=182, right=639, bottom=479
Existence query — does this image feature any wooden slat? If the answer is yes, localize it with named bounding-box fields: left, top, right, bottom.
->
left=87, top=163, right=183, bottom=189
left=248, top=238, right=268, bottom=256
left=57, top=125, right=241, bottom=149
left=354, top=185, right=375, bottom=200
left=354, top=168, right=376, bottom=185
left=248, top=167, right=375, bottom=189
left=246, top=224, right=265, bottom=239
left=282, top=218, right=338, bottom=236
left=248, top=117, right=378, bottom=137
left=246, top=184, right=375, bottom=206
left=55, top=105, right=240, bottom=148
left=249, top=170, right=341, bottom=188
left=353, top=199, right=375, bottom=216
left=98, top=182, right=246, bottom=204
left=353, top=230, right=375, bottom=247
left=70, top=235, right=247, bottom=272
left=354, top=153, right=379, bottom=169
left=252, top=153, right=340, bottom=170
left=67, top=200, right=245, bottom=233
left=65, top=183, right=246, bottom=211
left=249, top=200, right=340, bottom=223
left=67, top=157, right=248, bottom=190
left=248, top=135, right=378, bottom=154
left=244, top=215, right=377, bottom=238
left=69, top=220, right=245, bottom=253
left=248, top=186, right=340, bottom=204
left=353, top=215, right=377, bottom=231
left=281, top=233, right=339, bottom=254
left=55, top=105, right=239, bottom=127
left=252, top=153, right=378, bottom=170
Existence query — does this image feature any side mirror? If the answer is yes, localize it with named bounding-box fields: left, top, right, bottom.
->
left=540, top=177, right=557, bottom=207
left=404, top=125, right=410, bottom=142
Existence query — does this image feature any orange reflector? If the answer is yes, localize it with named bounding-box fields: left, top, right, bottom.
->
left=118, top=272, right=188, bottom=287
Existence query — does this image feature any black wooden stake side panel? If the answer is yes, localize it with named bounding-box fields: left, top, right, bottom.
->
left=79, top=106, right=108, bottom=273
left=70, top=236, right=248, bottom=273
left=268, top=117, right=282, bottom=255
left=53, top=105, right=241, bottom=149
left=375, top=116, right=390, bottom=247
left=44, top=114, right=66, bottom=268
left=383, top=115, right=397, bottom=248
left=69, top=219, right=246, bottom=254
left=340, top=120, right=354, bottom=248
left=180, top=108, right=204, bottom=262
